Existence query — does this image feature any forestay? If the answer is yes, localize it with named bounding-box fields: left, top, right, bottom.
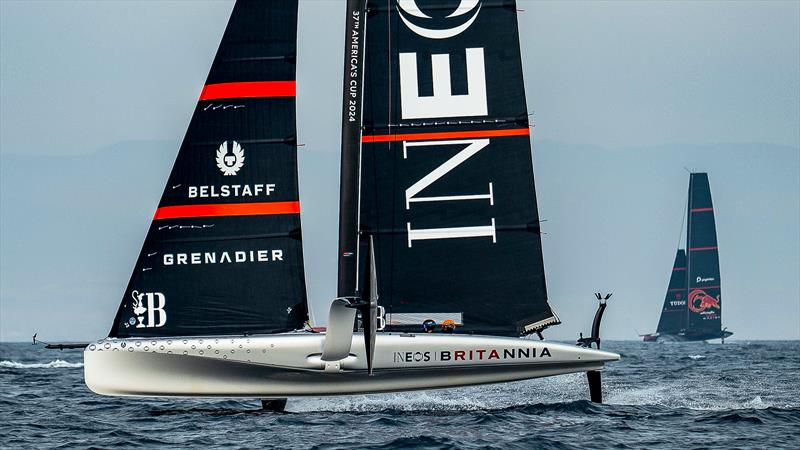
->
left=110, top=0, right=308, bottom=338
left=355, top=0, right=558, bottom=336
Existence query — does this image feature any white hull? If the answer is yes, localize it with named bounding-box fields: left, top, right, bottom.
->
left=84, top=332, right=619, bottom=397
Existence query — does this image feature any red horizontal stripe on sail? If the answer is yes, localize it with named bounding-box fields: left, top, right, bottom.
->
left=673, top=267, right=687, bottom=271
left=691, top=207, right=713, bottom=213
left=199, top=81, right=296, bottom=100
left=667, top=288, right=685, bottom=292
left=153, top=201, right=300, bottom=220
left=691, top=285, right=720, bottom=289
left=689, top=246, right=718, bottom=251
left=362, top=128, right=530, bottom=143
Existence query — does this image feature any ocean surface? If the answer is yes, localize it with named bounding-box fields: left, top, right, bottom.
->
left=1, top=340, right=797, bottom=449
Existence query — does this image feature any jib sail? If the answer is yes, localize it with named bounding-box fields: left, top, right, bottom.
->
left=110, top=0, right=308, bottom=338
left=348, top=0, right=558, bottom=336
left=656, top=249, right=688, bottom=334
left=686, top=173, right=722, bottom=336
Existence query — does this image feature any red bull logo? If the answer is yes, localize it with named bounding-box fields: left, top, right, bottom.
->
left=688, top=289, right=720, bottom=314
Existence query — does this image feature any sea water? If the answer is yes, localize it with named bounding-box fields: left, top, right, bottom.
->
left=1, top=341, right=797, bottom=449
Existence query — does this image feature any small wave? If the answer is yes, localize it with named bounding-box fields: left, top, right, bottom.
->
left=687, top=354, right=705, bottom=360
left=0, top=359, right=83, bottom=369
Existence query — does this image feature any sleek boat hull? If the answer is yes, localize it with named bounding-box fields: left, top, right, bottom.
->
left=642, top=330, right=733, bottom=343
left=84, top=333, right=619, bottom=397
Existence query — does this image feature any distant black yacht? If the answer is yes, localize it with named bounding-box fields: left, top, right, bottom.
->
left=643, top=173, right=733, bottom=342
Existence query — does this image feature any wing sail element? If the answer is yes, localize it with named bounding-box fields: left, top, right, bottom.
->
left=111, top=0, right=308, bottom=338
left=686, top=173, right=722, bottom=337
left=348, top=0, right=558, bottom=336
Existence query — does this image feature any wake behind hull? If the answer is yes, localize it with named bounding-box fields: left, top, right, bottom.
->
left=84, top=333, right=618, bottom=397
left=643, top=330, right=733, bottom=343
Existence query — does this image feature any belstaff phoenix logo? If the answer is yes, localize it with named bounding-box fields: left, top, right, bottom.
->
left=128, top=290, right=167, bottom=328
left=216, top=140, right=245, bottom=176
left=397, top=0, right=482, bottom=39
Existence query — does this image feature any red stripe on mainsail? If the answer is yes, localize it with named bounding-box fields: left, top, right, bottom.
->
left=199, top=81, right=296, bottom=100
left=689, top=246, right=718, bottom=251
left=691, top=207, right=713, bottom=213
left=362, top=127, right=530, bottom=143
left=672, top=267, right=687, bottom=271
left=690, top=285, right=720, bottom=290
left=154, top=201, right=300, bottom=220
left=667, top=288, right=685, bottom=292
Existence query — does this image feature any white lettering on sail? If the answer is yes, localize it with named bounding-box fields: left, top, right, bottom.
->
left=407, top=219, right=496, bottom=247
left=147, top=293, right=167, bottom=328
left=162, top=250, right=284, bottom=266
left=187, top=184, right=275, bottom=198
left=130, top=291, right=167, bottom=328
left=403, top=139, right=493, bottom=209
left=399, top=48, right=487, bottom=119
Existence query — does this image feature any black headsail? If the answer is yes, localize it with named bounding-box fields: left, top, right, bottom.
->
left=110, top=0, right=308, bottom=338
left=686, top=173, right=722, bottom=338
left=352, top=0, right=558, bottom=336
left=656, top=249, right=688, bottom=335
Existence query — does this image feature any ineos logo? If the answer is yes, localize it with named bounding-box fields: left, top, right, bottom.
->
left=397, top=0, right=482, bottom=39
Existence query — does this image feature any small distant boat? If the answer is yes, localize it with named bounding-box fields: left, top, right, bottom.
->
left=55, top=0, right=618, bottom=408
left=642, top=173, right=733, bottom=343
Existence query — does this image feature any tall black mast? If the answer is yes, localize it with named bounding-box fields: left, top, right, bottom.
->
left=337, top=0, right=368, bottom=298
left=685, top=174, right=693, bottom=329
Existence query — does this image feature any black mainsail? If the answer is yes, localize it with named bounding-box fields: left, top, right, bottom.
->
left=645, top=172, right=730, bottom=342
left=110, top=0, right=308, bottom=338
left=340, top=0, right=559, bottom=336
left=686, top=173, right=724, bottom=338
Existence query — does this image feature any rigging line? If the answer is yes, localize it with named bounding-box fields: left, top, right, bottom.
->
left=153, top=230, right=301, bottom=244
left=676, top=181, right=689, bottom=251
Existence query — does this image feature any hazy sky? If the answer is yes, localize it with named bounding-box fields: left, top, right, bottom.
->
left=1, top=0, right=798, bottom=341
